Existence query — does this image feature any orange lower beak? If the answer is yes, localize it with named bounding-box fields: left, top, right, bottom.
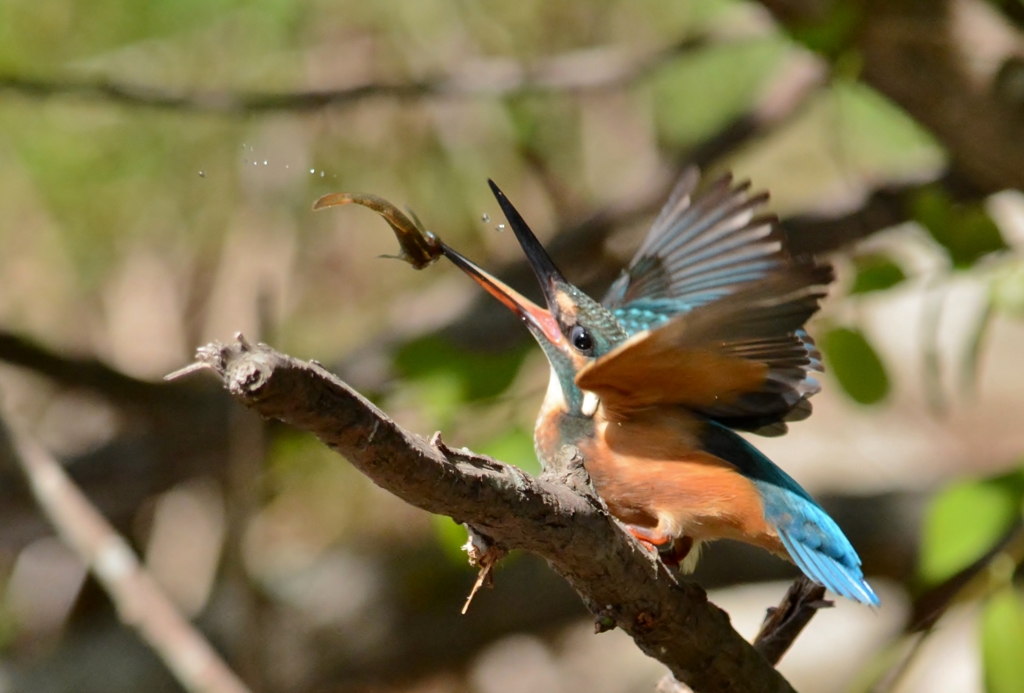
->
left=439, top=243, right=564, bottom=347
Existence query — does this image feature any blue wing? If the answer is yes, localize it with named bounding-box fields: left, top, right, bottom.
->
left=764, top=486, right=880, bottom=606
left=604, top=169, right=825, bottom=436
left=700, top=421, right=878, bottom=605
left=603, top=168, right=787, bottom=319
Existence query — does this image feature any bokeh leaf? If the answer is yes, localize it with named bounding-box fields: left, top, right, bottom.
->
left=787, top=0, right=861, bottom=59
left=394, top=335, right=529, bottom=403
left=477, top=427, right=540, bottom=475
left=919, top=471, right=1024, bottom=585
left=850, top=253, right=906, bottom=294
left=911, top=187, right=1008, bottom=268
left=982, top=587, right=1024, bottom=693
left=820, top=327, right=889, bottom=404
left=991, top=260, right=1024, bottom=317
left=652, top=38, right=787, bottom=149
left=432, top=515, right=473, bottom=566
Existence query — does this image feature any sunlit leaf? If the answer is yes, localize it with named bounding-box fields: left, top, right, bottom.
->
left=919, top=471, right=1024, bottom=585
left=431, top=515, right=473, bottom=567
left=788, top=0, right=861, bottom=59
left=991, top=261, right=1024, bottom=317
left=982, top=588, right=1024, bottom=693
left=912, top=187, right=1009, bottom=268
left=477, top=427, right=540, bottom=475
left=850, top=254, right=906, bottom=294
left=653, top=38, right=788, bottom=148
left=820, top=327, right=889, bottom=404
left=394, top=335, right=530, bottom=403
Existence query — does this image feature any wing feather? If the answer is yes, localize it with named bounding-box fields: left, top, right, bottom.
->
left=602, top=168, right=828, bottom=432
left=577, top=263, right=833, bottom=421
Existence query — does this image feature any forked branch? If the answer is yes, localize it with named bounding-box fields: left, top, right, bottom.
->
left=173, top=335, right=798, bottom=693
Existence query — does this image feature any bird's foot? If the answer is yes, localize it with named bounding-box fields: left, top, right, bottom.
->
left=622, top=525, right=696, bottom=570
left=623, top=524, right=671, bottom=552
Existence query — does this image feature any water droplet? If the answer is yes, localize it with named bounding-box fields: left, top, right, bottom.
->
left=481, top=213, right=490, bottom=223
left=285, top=165, right=290, bottom=169
left=320, top=171, right=325, bottom=178
left=198, top=171, right=206, bottom=178
left=310, top=169, right=315, bottom=174
left=496, top=223, right=506, bottom=232
left=263, top=160, right=268, bottom=166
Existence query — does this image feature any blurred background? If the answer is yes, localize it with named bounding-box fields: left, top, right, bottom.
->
left=1, top=0, right=1024, bottom=692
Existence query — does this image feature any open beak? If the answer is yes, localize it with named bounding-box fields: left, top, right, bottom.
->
left=439, top=241, right=564, bottom=346
left=486, top=180, right=570, bottom=315
left=440, top=180, right=574, bottom=347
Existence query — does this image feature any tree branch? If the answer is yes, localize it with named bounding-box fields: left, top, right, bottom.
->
left=756, top=0, right=1024, bottom=194
left=180, top=335, right=796, bottom=693
left=0, top=36, right=707, bottom=114
left=753, top=577, right=831, bottom=665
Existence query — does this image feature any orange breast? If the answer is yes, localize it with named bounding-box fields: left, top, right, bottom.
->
left=581, top=410, right=784, bottom=555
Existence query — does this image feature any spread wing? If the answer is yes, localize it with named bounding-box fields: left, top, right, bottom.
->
left=601, top=169, right=825, bottom=434
left=604, top=168, right=788, bottom=328
left=578, top=263, right=833, bottom=426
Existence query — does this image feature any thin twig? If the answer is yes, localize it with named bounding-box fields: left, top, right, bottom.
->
left=0, top=417, right=252, bottom=693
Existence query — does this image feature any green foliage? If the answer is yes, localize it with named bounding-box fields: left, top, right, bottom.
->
left=982, top=588, right=1024, bottom=693
left=652, top=38, right=788, bottom=149
left=820, top=326, right=889, bottom=405
left=431, top=514, right=473, bottom=566
left=991, top=260, right=1024, bottom=317
left=912, top=186, right=1009, bottom=268
left=850, top=254, right=906, bottom=294
left=477, top=427, right=540, bottom=475
left=787, top=0, right=862, bottom=60
left=394, top=335, right=530, bottom=403
left=919, top=470, right=1024, bottom=585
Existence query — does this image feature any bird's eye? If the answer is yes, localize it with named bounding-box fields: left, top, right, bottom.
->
left=570, top=325, right=593, bottom=353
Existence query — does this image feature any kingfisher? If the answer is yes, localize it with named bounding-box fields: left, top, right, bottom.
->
left=435, top=169, right=878, bottom=606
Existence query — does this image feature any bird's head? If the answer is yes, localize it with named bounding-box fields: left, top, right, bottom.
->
left=439, top=181, right=626, bottom=417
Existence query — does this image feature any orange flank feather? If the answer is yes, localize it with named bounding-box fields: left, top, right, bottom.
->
left=575, top=409, right=786, bottom=561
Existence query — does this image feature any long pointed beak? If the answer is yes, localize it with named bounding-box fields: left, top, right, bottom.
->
left=439, top=242, right=564, bottom=346
left=487, top=180, right=568, bottom=317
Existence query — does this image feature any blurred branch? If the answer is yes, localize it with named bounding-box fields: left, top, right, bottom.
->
left=0, top=36, right=708, bottom=114
left=756, top=0, right=1024, bottom=193
left=0, top=329, right=233, bottom=551
left=753, top=576, right=831, bottom=664
left=0, top=416, right=251, bottom=693
left=859, top=520, right=1024, bottom=693
left=0, top=331, right=164, bottom=406
left=782, top=167, right=991, bottom=255
left=650, top=574, right=830, bottom=692
left=182, top=335, right=796, bottom=693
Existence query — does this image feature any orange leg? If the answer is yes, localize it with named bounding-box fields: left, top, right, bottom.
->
left=623, top=524, right=671, bottom=552
left=623, top=525, right=694, bottom=568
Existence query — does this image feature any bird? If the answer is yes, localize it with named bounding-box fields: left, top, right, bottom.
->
left=435, top=169, right=879, bottom=606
